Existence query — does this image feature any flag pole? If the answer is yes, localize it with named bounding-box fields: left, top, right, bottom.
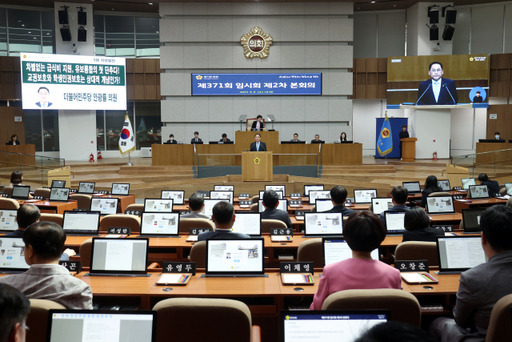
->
left=126, top=151, right=133, bottom=166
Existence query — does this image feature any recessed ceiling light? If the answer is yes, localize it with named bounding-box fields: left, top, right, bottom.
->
left=148, top=2, right=153, bottom=5
left=371, top=1, right=376, bottom=3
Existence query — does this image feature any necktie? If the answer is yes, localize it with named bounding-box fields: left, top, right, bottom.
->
left=433, top=81, right=441, bottom=102
left=256, top=142, right=260, bottom=151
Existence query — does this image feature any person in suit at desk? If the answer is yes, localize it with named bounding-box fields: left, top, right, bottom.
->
left=379, top=186, right=409, bottom=223
left=421, top=175, right=442, bottom=208
left=197, top=202, right=250, bottom=241
left=340, top=132, right=348, bottom=142
left=0, top=283, right=30, bottom=342
left=190, top=131, right=202, bottom=144
left=219, top=133, right=231, bottom=143
left=324, top=185, right=355, bottom=217
left=164, top=134, right=177, bottom=144
left=417, top=62, right=458, bottom=105
left=180, top=193, right=210, bottom=220
left=290, top=133, right=301, bottom=143
left=249, top=133, right=267, bottom=151
left=0, top=221, right=93, bottom=309
left=260, top=190, right=292, bottom=228
left=6, top=134, right=20, bottom=146
left=402, top=207, right=444, bottom=242
left=431, top=205, right=512, bottom=342
left=310, top=211, right=401, bottom=310
left=478, top=173, right=500, bottom=197
left=251, top=115, right=265, bottom=131
left=311, top=134, right=324, bottom=144
left=399, top=125, right=409, bottom=158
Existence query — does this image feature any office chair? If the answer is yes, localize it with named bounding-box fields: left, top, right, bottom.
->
left=79, top=238, right=93, bottom=268
left=100, top=214, right=141, bottom=233
left=40, top=213, right=64, bottom=226
left=428, top=192, right=452, bottom=197
left=190, top=240, right=207, bottom=268
left=69, top=194, right=92, bottom=210
left=297, top=238, right=323, bottom=268
left=261, top=219, right=287, bottom=233
left=0, top=197, right=20, bottom=210
left=486, top=294, right=512, bottom=342
left=33, top=188, right=51, bottom=198
left=394, top=241, right=439, bottom=267
left=126, top=203, right=144, bottom=212
left=179, top=218, right=215, bottom=233
left=27, top=299, right=65, bottom=342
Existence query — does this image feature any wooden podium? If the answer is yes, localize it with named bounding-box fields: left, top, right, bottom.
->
left=400, top=138, right=417, bottom=162
left=242, top=151, right=272, bottom=182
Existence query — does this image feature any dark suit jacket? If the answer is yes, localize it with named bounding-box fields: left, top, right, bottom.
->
left=481, top=180, right=500, bottom=197
left=402, top=227, right=445, bottom=242
left=190, top=138, right=203, bottom=144
left=35, top=101, right=52, bottom=108
left=325, top=204, right=355, bottom=217
left=164, top=139, right=177, bottom=144
left=417, top=78, right=458, bottom=105
left=250, top=141, right=267, bottom=151
left=6, top=141, right=20, bottom=145
left=251, top=120, right=265, bottom=130
left=261, top=208, right=293, bottom=228
left=197, top=230, right=251, bottom=241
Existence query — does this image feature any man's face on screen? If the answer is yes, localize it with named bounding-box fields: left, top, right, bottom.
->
left=428, top=63, right=444, bottom=81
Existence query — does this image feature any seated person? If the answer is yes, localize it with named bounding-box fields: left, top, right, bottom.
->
left=310, top=211, right=401, bottom=310
left=9, top=171, right=24, bottom=187
left=251, top=115, right=265, bottom=131
left=324, top=185, right=355, bottom=217
left=478, top=173, right=500, bottom=197
left=260, top=190, right=292, bottom=228
left=356, top=322, right=435, bottom=342
left=219, top=133, right=231, bottom=143
left=190, top=131, right=202, bottom=144
left=431, top=205, right=512, bottom=342
left=310, top=134, right=324, bottom=144
left=340, top=132, right=348, bottom=142
left=197, top=202, right=250, bottom=241
left=379, top=185, right=409, bottom=223
left=0, top=221, right=93, bottom=309
left=164, top=134, right=177, bottom=144
left=180, top=193, right=210, bottom=220
left=0, top=283, right=30, bottom=342
left=6, top=134, right=20, bottom=146
left=290, top=133, right=301, bottom=142
left=402, top=207, right=444, bottom=242
left=421, top=175, right=442, bottom=207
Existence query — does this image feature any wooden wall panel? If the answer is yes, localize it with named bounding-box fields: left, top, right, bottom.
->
left=487, top=105, right=512, bottom=141
left=0, top=107, right=26, bottom=145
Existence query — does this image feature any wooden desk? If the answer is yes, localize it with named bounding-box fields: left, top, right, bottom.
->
left=19, top=200, right=77, bottom=214
left=475, top=142, right=512, bottom=164
left=321, top=143, right=363, bottom=165
left=0, top=144, right=36, bottom=167
left=454, top=198, right=507, bottom=213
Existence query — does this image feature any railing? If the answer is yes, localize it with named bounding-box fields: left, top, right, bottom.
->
left=0, top=150, right=66, bottom=186
left=452, top=148, right=512, bottom=178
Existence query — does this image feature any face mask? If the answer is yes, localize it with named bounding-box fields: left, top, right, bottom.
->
left=495, top=135, right=500, bottom=140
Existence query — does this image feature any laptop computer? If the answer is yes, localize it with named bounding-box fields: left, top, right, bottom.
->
left=11, top=185, right=30, bottom=200
left=90, top=197, right=119, bottom=215
left=78, top=182, right=95, bottom=194
left=384, top=211, right=407, bottom=234
left=51, top=180, right=66, bottom=188
left=462, top=208, right=485, bottom=233
left=505, top=183, right=512, bottom=196
left=371, top=197, right=394, bottom=215
left=62, top=211, right=101, bottom=235
left=353, top=189, right=377, bottom=204
left=469, top=185, right=490, bottom=199
left=281, top=310, right=389, bottom=342
left=111, top=183, right=130, bottom=196
left=201, top=199, right=229, bottom=217
left=258, top=199, right=288, bottom=212
left=229, top=212, right=261, bottom=236
left=205, top=238, right=265, bottom=277
left=161, top=190, right=185, bottom=205
left=144, top=198, right=173, bottom=213
left=89, top=237, right=149, bottom=276
left=308, top=190, right=331, bottom=205
left=46, top=310, right=156, bottom=342
left=265, top=185, right=286, bottom=196
left=49, top=188, right=70, bottom=202
left=402, top=181, right=421, bottom=194
left=260, top=190, right=284, bottom=200
left=426, top=196, right=455, bottom=215
left=437, top=179, right=451, bottom=191
left=0, top=209, right=18, bottom=232
left=139, top=212, right=179, bottom=237
left=304, top=212, right=343, bottom=236
left=209, top=191, right=234, bottom=204
left=214, top=185, right=234, bottom=192
left=0, top=237, right=29, bottom=273
left=315, top=199, right=333, bottom=212
left=323, top=238, right=379, bottom=267
left=304, top=184, right=324, bottom=197
left=437, top=236, right=487, bottom=274
left=461, top=178, right=476, bottom=190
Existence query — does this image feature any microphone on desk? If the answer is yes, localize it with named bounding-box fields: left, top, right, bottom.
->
left=416, top=84, right=431, bottom=105
left=443, top=84, right=457, bottom=105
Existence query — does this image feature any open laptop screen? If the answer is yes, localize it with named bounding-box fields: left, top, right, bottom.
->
left=231, top=212, right=261, bottom=236
left=214, top=185, right=234, bottom=192
left=469, top=185, right=490, bottom=199
left=281, top=310, right=389, bottom=342
left=144, top=199, right=173, bottom=213
left=323, top=238, right=378, bottom=267
left=402, top=181, right=421, bottom=193
left=78, top=182, right=95, bottom=194
left=315, top=199, right=333, bottom=212
left=260, top=190, right=284, bottom=199
left=62, top=211, right=100, bottom=235
left=437, top=179, right=451, bottom=191
left=258, top=199, right=288, bottom=212
left=371, top=198, right=393, bottom=215
left=462, top=208, right=485, bottom=233
left=353, top=189, right=377, bottom=204
left=308, top=190, right=331, bottom=205
left=111, top=183, right=130, bottom=196
left=140, top=212, right=179, bottom=236
left=51, top=180, right=66, bottom=188
left=90, top=238, right=148, bottom=274
left=206, top=238, right=264, bottom=275
left=11, top=185, right=30, bottom=200
left=0, top=237, right=29, bottom=273
left=304, top=212, right=343, bottom=236
left=47, top=310, right=156, bottom=342
left=304, top=185, right=324, bottom=196
left=437, top=236, right=487, bottom=273
left=426, top=196, right=454, bottom=214
left=0, top=209, right=18, bottom=232
left=161, top=190, right=185, bottom=205
left=506, top=183, right=512, bottom=196
left=90, top=197, right=119, bottom=215
left=461, top=178, right=476, bottom=190
left=49, top=188, right=70, bottom=202
left=384, top=211, right=406, bottom=234
left=265, top=185, right=286, bottom=196
left=201, top=199, right=229, bottom=217
left=209, top=191, right=234, bottom=204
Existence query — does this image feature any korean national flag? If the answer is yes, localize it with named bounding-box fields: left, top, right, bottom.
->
left=118, top=114, right=135, bottom=154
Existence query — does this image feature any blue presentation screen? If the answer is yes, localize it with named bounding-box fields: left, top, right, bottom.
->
left=191, top=73, right=322, bottom=96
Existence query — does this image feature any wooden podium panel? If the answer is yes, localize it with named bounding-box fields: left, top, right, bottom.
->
left=475, top=142, right=512, bottom=164
left=0, top=144, right=36, bottom=167
left=235, top=131, right=279, bottom=153
left=242, top=151, right=272, bottom=182
left=152, top=144, right=193, bottom=166
left=401, top=138, right=417, bottom=162
left=47, top=166, right=71, bottom=187
left=321, top=143, right=363, bottom=165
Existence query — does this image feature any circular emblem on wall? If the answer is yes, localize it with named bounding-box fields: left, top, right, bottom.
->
left=240, top=27, right=273, bottom=59
left=254, top=157, right=261, bottom=165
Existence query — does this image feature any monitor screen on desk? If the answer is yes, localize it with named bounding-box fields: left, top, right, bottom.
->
left=78, top=182, right=95, bottom=194
left=214, top=185, right=234, bottom=192
left=304, top=185, right=324, bottom=196
left=308, top=190, right=331, bottom=205
left=323, top=238, right=378, bottom=267
left=62, top=211, right=100, bottom=234
left=11, top=185, right=30, bottom=200
left=462, top=208, right=485, bottom=233
left=144, top=199, right=173, bottom=213
left=258, top=199, right=287, bottom=212
left=206, top=238, right=264, bottom=275
left=260, top=190, right=283, bottom=200
left=315, top=199, right=333, bottom=212
left=437, top=236, right=487, bottom=273
left=0, top=237, right=29, bottom=272
left=353, top=189, right=377, bottom=204
left=111, top=183, right=130, bottom=196
left=402, top=181, right=421, bottom=194
left=469, top=185, right=490, bottom=199
left=304, top=212, right=343, bottom=236
left=51, top=180, right=66, bottom=188
left=0, top=209, right=18, bottom=232
left=426, top=196, right=454, bottom=214
left=90, top=238, right=148, bottom=274
left=90, top=198, right=119, bottom=215
left=461, top=178, right=476, bottom=190
left=201, top=199, right=229, bottom=217
left=437, top=179, right=451, bottom=191
left=384, top=211, right=406, bottom=234
left=161, top=190, right=185, bottom=205
left=371, top=198, right=393, bottom=215
left=49, top=188, right=70, bottom=202
left=231, top=212, right=261, bottom=236
left=209, top=191, right=234, bottom=204
left=265, top=185, right=286, bottom=196
left=140, top=212, right=179, bottom=236
left=506, top=183, right=512, bottom=196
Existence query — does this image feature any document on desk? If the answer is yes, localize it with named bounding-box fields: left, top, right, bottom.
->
left=156, top=273, right=191, bottom=285
left=281, top=273, right=314, bottom=285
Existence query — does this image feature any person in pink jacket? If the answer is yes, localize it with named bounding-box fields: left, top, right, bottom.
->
left=310, top=211, right=402, bottom=310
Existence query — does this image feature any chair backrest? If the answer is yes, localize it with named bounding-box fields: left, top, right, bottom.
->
left=69, top=194, right=92, bottom=210
left=321, top=289, right=421, bottom=326
left=27, top=299, right=66, bottom=342
left=250, top=203, right=259, bottom=212
left=261, top=219, right=287, bottom=233
left=179, top=218, right=215, bottom=233
left=126, top=203, right=145, bottom=212
left=99, top=214, right=141, bottom=233
left=33, top=188, right=51, bottom=198
left=40, top=213, right=64, bottom=226
left=1, top=187, right=13, bottom=197
left=79, top=238, right=93, bottom=267
left=394, top=241, right=439, bottom=267
left=0, top=197, right=20, bottom=210
left=499, top=187, right=507, bottom=196
left=486, top=294, right=512, bottom=342
left=153, top=297, right=252, bottom=342
left=428, top=191, right=452, bottom=197
left=297, top=238, right=323, bottom=268
left=190, top=240, right=207, bottom=268
left=246, top=118, right=265, bottom=131
left=250, top=195, right=259, bottom=204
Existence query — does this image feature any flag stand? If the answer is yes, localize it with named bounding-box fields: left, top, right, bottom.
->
left=126, top=151, right=133, bottom=166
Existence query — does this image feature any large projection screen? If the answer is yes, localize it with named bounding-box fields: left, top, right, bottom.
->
left=20, top=53, right=126, bottom=110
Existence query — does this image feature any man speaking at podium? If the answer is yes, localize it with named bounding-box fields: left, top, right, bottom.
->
left=250, top=133, right=267, bottom=151
left=417, top=61, right=458, bottom=105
